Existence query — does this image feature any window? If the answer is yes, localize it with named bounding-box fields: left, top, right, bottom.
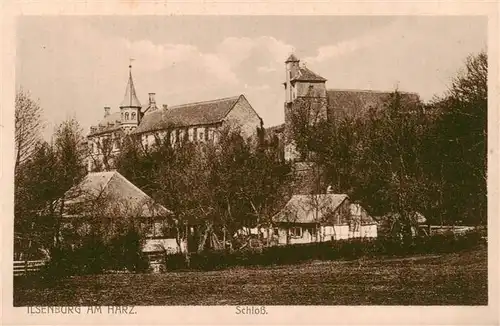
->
left=273, top=228, right=279, bottom=236
left=290, top=227, right=302, bottom=238
left=131, top=112, right=136, bottom=120
left=170, top=130, right=176, bottom=144
left=125, top=112, right=129, bottom=120
left=204, top=128, right=209, bottom=141
left=188, top=128, right=194, bottom=141
left=193, top=127, right=198, bottom=141
left=121, top=112, right=123, bottom=120
left=199, top=128, right=204, bottom=142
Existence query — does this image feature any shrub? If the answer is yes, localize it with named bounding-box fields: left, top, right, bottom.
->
left=157, top=230, right=487, bottom=273
left=108, top=229, right=149, bottom=273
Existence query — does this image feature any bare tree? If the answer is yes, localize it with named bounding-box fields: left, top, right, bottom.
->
left=15, top=89, right=43, bottom=172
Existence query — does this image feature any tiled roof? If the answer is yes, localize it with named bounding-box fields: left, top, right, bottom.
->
left=327, top=89, right=420, bottom=119
left=132, top=95, right=242, bottom=135
left=89, top=112, right=122, bottom=136
left=291, top=67, right=327, bottom=82
left=63, top=171, right=171, bottom=218
left=273, top=194, right=349, bottom=224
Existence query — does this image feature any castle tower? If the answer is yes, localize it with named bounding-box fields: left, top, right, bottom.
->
left=283, top=54, right=328, bottom=161
left=119, top=63, right=142, bottom=134
left=284, top=53, right=300, bottom=104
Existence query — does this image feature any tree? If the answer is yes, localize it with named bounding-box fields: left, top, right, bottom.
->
left=15, top=89, right=43, bottom=173
left=14, top=141, right=58, bottom=259
left=287, top=89, right=328, bottom=161
left=426, top=51, right=487, bottom=225
left=14, top=118, right=87, bottom=259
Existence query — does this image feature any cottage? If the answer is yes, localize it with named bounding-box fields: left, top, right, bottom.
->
left=61, top=171, right=185, bottom=255
left=269, top=194, right=377, bottom=245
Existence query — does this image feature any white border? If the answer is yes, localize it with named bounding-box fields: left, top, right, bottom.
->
left=1, top=1, right=498, bottom=325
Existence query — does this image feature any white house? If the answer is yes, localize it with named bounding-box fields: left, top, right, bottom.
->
left=61, top=171, right=186, bottom=255
left=268, top=194, right=378, bottom=245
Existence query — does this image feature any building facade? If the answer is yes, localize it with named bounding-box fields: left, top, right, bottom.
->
left=87, top=65, right=262, bottom=172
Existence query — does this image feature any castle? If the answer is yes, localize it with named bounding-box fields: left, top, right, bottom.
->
left=86, top=55, right=419, bottom=170
left=86, top=64, right=262, bottom=171
left=273, top=53, right=420, bottom=161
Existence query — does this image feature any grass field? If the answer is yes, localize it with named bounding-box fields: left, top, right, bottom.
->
left=14, top=245, right=487, bottom=306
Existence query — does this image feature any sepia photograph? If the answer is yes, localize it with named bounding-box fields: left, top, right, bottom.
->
left=11, top=14, right=489, bottom=308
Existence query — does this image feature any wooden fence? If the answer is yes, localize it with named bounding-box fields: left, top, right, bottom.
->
left=13, top=260, right=46, bottom=277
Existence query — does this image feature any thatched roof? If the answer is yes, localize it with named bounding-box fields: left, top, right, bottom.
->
left=62, top=171, right=171, bottom=218
left=273, top=194, right=348, bottom=224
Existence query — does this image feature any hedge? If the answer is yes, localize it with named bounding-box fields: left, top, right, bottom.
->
left=40, top=229, right=149, bottom=280
left=162, top=230, right=486, bottom=272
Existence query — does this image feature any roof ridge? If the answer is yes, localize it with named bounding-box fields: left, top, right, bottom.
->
left=99, top=171, right=117, bottom=192
left=168, top=95, right=241, bottom=110
left=112, top=171, right=172, bottom=214
left=327, top=88, right=417, bottom=95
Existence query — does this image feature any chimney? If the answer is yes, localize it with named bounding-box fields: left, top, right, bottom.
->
left=148, top=93, right=156, bottom=105
left=162, top=104, right=168, bottom=111
left=104, top=106, right=111, bottom=117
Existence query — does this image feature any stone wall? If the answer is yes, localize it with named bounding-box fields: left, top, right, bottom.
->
left=224, top=95, right=262, bottom=138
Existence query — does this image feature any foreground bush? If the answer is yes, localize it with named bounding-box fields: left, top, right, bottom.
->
left=162, top=230, right=486, bottom=272
left=40, top=229, right=148, bottom=279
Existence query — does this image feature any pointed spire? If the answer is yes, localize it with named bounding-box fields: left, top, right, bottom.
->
left=120, top=62, right=141, bottom=108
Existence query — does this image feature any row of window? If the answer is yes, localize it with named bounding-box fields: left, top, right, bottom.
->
left=142, top=126, right=218, bottom=147
left=121, top=111, right=137, bottom=121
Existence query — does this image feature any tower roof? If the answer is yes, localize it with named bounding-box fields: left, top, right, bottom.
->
left=291, top=66, right=327, bottom=82
left=285, top=53, right=300, bottom=63
left=120, top=65, right=142, bottom=108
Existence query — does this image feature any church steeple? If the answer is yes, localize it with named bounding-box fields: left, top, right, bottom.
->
left=120, top=63, right=141, bottom=108
left=119, top=62, right=142, bottom=134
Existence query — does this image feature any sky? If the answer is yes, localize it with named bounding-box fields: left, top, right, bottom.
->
left=16, top=16, right=487, bottom=139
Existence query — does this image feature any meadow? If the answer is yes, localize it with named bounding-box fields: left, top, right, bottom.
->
left=14, top=245, right=487, bottom=306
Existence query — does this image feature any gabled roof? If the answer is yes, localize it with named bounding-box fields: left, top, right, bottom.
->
left=63, top=171, right=171, bottom=218
left=132, top=95, right=243, bottom=135
left=327, top=89, right=420, bottom=119
left=273, top=194, right=348, bottom=224
left=120, top=67, right=142, bottom=108
left=291, top=66, right=327, bottom=83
